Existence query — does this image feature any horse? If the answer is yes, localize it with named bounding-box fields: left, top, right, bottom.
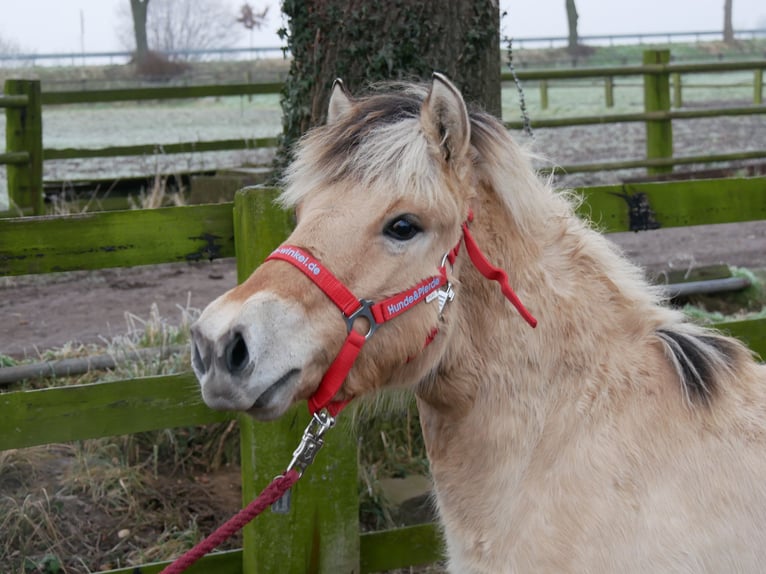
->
left=191, top=73, right=766, bottom=573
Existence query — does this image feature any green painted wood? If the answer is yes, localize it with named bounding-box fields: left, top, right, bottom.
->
left=501, top=58, right=766, bottom=82
left=672, top=72, right=682, bottom=108
left=0, top=203, right=235, bottom=276
left=577, top=177, right=766, bottom=232
left=504, top=105, right=766, bottom=130
left=0, top=94, right=29, bottom=108
left=233, top=187, right=360, bottom=574
left=546, top=149, right=766, bottom=174
left=5, top=79, right=43, bottom=214
left=44, top=137, right=278, bottom=161
left=360, top=523, right=444, bottom=573
left=0, top=372, right=233, bottom=450
left=714, top=317, right=766, bottom=360
left=40, top=82, right=283, bottom=105
left=643, top=50, right=673, bottom=176
left=0, top=207, right=33, bottom=218
left=99, top=549, right=243, bottom=574
left=756, top=69, right=764, bottom=105
left=605, top=76, right=614, bottom=108
left=665, top=105, right=766, bottom=120
left=539, top=79, right=549, bottom=110
left=0, top=151, right=29, bottom=165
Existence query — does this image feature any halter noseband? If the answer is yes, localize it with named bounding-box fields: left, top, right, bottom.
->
left=265, top=212, right=537, bottom=417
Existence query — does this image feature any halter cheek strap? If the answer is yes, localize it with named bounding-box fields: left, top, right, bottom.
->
left=265, top=213, right=537, bottom=417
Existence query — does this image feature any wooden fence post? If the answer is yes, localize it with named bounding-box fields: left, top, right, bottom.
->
left=539, top=80, right=549, bottom=110
left=755, top=69, right=763, bottom=105
left=672, top=72, right=682, bottom=108
left=604, top=76, right=614, bottom=108
left=233, top=187, right=361, bottom=574
left=4, top=79, right=43, bottom=215
left=643, top=50, right=673, bottom=176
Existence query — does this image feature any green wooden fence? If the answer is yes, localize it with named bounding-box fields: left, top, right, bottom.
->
left=2, top=50, right=766, bottom=215
left=1, top=174, right=765, bottom=572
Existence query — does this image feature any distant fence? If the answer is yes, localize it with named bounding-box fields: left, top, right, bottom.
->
left=510, top=28, right=766, bottom=50
left=0, top=46, right=285, bottom=68
left=1, top=174, right=765, bottom=572
left=2, top=49, right=766, bottom=215
left=2, top=28, right=764, bottom=67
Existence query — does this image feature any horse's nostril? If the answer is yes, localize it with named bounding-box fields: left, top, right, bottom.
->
left=225, top=332, right=249, bottom=374
left=192, top=340, right=207, bottom=375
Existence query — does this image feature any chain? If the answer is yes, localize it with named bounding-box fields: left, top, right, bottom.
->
left=507, top=37, right=534, bottom=139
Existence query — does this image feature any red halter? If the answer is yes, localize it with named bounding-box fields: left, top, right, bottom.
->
left=265, top=212, right=537, bottom=416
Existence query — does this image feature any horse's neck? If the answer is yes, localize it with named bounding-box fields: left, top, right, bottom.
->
left=417, top=184, right=667, bottom=481
left=416, top=195, right=561, bottom=472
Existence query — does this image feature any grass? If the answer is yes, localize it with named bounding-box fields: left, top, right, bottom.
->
left=127, top=172, right=187, bottom=210
left=0, top=302, right=199, bottom=569
left=680, top=267, right=766, bottom=321
left=0, top=299, right=435, bottom=572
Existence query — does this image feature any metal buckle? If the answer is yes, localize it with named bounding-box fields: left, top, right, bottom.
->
left=345, top=299, right=378, bottom=340
left=285, top=410, right=336, bottom=477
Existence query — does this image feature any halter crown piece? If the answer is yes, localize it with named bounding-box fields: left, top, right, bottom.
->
left=265, top=210, right=538, bottom=418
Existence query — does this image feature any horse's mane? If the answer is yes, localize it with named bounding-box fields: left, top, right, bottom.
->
left=279, top=79, right=754, bottom=409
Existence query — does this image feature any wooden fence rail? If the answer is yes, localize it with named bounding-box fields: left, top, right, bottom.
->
left=3, top=50, right=766, bottom=215
left=1, top=174, right=765, bottom=572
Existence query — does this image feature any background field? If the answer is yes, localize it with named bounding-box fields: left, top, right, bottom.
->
left=2, top=36, right=765, bottom=210
left=1, top=69, right=764, bottom=209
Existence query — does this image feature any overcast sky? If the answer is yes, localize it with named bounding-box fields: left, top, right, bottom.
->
left=1, top=0, right=764, bottom=55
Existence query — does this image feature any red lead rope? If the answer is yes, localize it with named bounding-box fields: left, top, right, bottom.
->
left=159, top=470, right=300, bottom=574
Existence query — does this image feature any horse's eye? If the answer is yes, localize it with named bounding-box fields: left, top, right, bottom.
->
left=384, top=215, right=422, bottom=241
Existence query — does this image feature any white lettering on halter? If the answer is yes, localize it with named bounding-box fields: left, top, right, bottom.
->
left=274, top=246, right=321, bottom=276
left=386, top=277, right=442, bottom=316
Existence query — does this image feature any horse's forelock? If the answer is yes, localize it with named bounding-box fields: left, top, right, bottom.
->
left=280, top=88, right=451, bottom=208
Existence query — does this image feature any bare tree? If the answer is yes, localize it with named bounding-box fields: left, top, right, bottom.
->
left=120, top=0, right=242, bottom=61
left=566, top=0, right=579, bottom=53
left=129, top=0, right=150, bottom=62
left=0, top=34, right=23, bottom=55
left=723, top=0, right=734, bottom=43
left=147, top=0, right=241, bottom=59
left=276, top=0, right=501, bottom=173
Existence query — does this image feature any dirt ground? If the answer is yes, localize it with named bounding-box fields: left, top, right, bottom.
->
left=2, top=220, right=765, bottom=358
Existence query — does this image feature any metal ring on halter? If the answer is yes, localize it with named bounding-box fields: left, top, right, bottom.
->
left=440, top=251, right=456, bottom=271
left=345, top=299, right=378, bottom=340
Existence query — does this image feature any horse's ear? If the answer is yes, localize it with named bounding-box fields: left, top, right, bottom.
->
left=421, top=72, right=471, bottom=162
left=327, top=79, right=354, bottom=125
